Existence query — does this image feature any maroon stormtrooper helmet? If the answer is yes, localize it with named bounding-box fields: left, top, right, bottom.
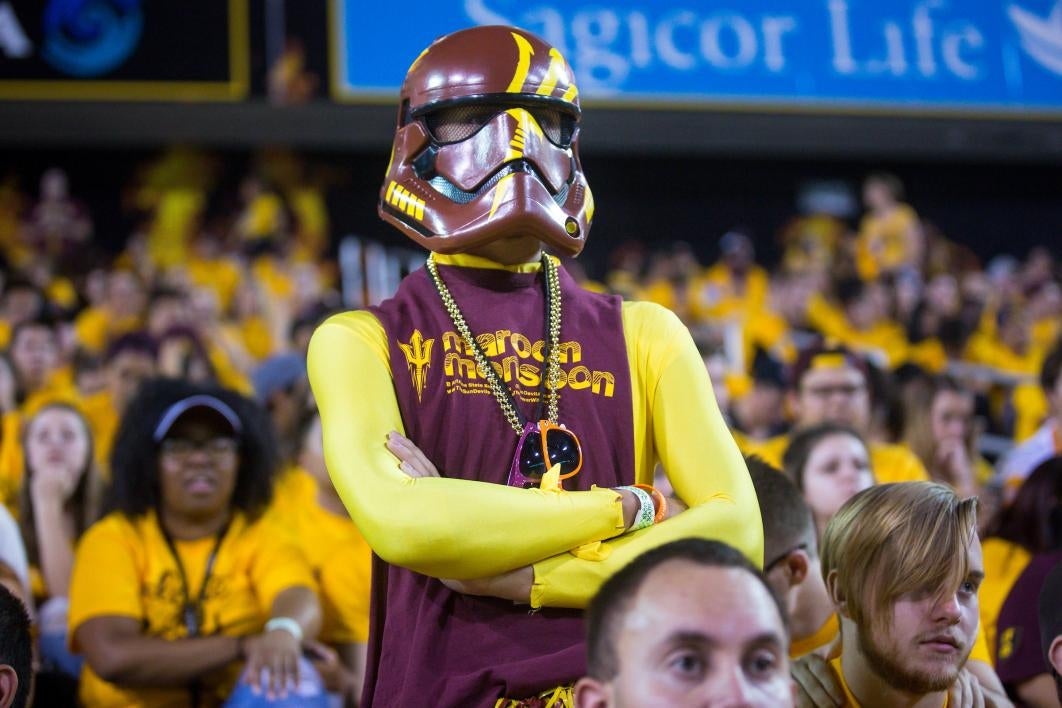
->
left=378, top=25, right=594, bottom=256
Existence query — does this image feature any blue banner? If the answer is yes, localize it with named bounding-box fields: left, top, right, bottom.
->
left=331, top=0, right=1062, bottom=114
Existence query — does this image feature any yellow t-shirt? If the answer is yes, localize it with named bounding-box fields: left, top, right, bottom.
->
left=205, top=344, right=253, bottom=397
left=689, top=263, right=769, bottom=323
left=0, top=411, right=23, bottom=514
left=744, top=435, right=929, bottom=485
left=907, top=338, right=948, bottom=373
left=81, top=390, right=119, bottom=476
left=829, top=655, right=949, bottom=707
left=963, top=330, right=1043, bottom=378
left=978, top=538, right=1031, bottom=666
left=1011, top=382, right=1048, bottom=443
left=268, top=469, right=371, bottom=644
left=251, top=257, right=295, bottom=302
left=869, top=442, right=931, bottom=484
left=185, top=256, right=242, bottom=313
left=242, top=194, right=285, bottom=241
left=237, top=316, right=274, bottom=362
left=74, top=307, right=141, bottom=354
left=805, top=294, right=909, bottom=369
left=780, top=214, right=843, bottom=273
left=855, top=204, right=919, bottom=280
left=639, top=279, right=690, bottom=321
left=289, top=187, right=329, bottom=257
left=47, top=277, right=79, bottom=310
left=308, top=253, right=763, bottom=610
left=790, top=613, right=839, bottom=659
left=69, top=511, right=316, bottom=708
left=147, top=189, right=206, bottom=268
left=1031, top=317, right=1060, bottom=353
left=743, top=308, right=796, bottom=366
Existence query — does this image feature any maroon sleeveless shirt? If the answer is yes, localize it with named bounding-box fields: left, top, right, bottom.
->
left=366, top=261, right=635, bottom=707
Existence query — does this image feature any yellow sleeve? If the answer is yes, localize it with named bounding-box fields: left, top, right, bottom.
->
left=804, top=293, right=848, bottom=341
left=529, top=303, right=763, bottom=609
left=1012, top=382, right=1048, bottom=443
left=68, top=516, right=143, bottom=640
left=247, top=520, right=317, bottom=613
left=308, top=311, right=628, bottom=580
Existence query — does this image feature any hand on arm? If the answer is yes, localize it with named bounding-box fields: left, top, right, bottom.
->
left=385, top=431, right=647, bottom=602
left=415, top=305, right=761, bottom=608
left=309, top=313, right=634, bottom=579
left=524, top=306, right=763, bottom=609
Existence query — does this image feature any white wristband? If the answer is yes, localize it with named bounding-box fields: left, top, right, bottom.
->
left=618, top=485, right=655, bottom=532
left=265, top=617, right=304, bottom=642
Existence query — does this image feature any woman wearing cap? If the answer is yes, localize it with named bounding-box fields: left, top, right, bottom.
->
left=68, top=378, right=321, bottom=707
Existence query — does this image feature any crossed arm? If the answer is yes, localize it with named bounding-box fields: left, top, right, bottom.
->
left=308, top=304, right=762, bottom=606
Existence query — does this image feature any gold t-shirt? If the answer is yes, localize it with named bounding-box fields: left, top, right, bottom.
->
left=267, top=469, right=371, bottom=644
left=829, top=654, right=950, bottom=707
left=69, top=511, right=316, bottom=708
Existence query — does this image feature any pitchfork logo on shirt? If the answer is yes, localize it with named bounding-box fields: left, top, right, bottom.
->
left=1009, top=0, right=1062, bottom=76
left=399, top=330, right=434, bottom=403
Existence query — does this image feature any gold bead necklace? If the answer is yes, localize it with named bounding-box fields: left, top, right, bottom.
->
left=425, top=252, right=562, bottom=434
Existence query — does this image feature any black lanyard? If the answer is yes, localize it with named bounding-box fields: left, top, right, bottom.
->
left=159, top=517, right=231, bottom=638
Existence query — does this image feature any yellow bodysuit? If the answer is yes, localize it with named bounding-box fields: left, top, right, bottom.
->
left=308, top=254, right=762, bottom=609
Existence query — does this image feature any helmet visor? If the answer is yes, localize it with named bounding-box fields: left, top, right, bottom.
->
left=420, top=99, right=578, bottom=148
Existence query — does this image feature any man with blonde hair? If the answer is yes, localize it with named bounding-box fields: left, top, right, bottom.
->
left=820, top=482, right=989, bottom=706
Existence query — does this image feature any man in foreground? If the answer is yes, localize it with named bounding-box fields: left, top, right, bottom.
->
left=574, top=538, right=794, bottom=707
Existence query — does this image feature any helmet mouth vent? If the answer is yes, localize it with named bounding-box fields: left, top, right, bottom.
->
left=428, top=160, right=570, bottom=206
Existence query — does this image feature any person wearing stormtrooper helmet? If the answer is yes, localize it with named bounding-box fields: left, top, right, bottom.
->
left=307, top=25, right=761, bottom=708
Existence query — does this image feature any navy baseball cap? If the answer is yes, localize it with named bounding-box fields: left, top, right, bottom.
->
left=153, top=394, right=243, bottom=442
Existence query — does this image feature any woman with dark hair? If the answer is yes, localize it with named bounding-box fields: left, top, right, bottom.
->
left=19, top=400, right=101, bottom=676
left=782, top=422, right=875, bottom=540
left=69, top=378, right=322, bottom=707
left=980, top=457, right=1062, bottom=665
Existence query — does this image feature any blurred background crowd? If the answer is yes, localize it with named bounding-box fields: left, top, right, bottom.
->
left=0, top=0, right=1060, bottom=704
left=0, top=145, right=1057, bottom=704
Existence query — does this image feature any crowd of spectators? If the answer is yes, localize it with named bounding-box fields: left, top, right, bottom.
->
left=0, top=149, right=1059, bottom=706
left=0, top=149, right=362, bottom=706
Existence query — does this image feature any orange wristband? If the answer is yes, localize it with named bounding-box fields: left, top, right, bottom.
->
left=634, top=484, right=667, bottom=523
